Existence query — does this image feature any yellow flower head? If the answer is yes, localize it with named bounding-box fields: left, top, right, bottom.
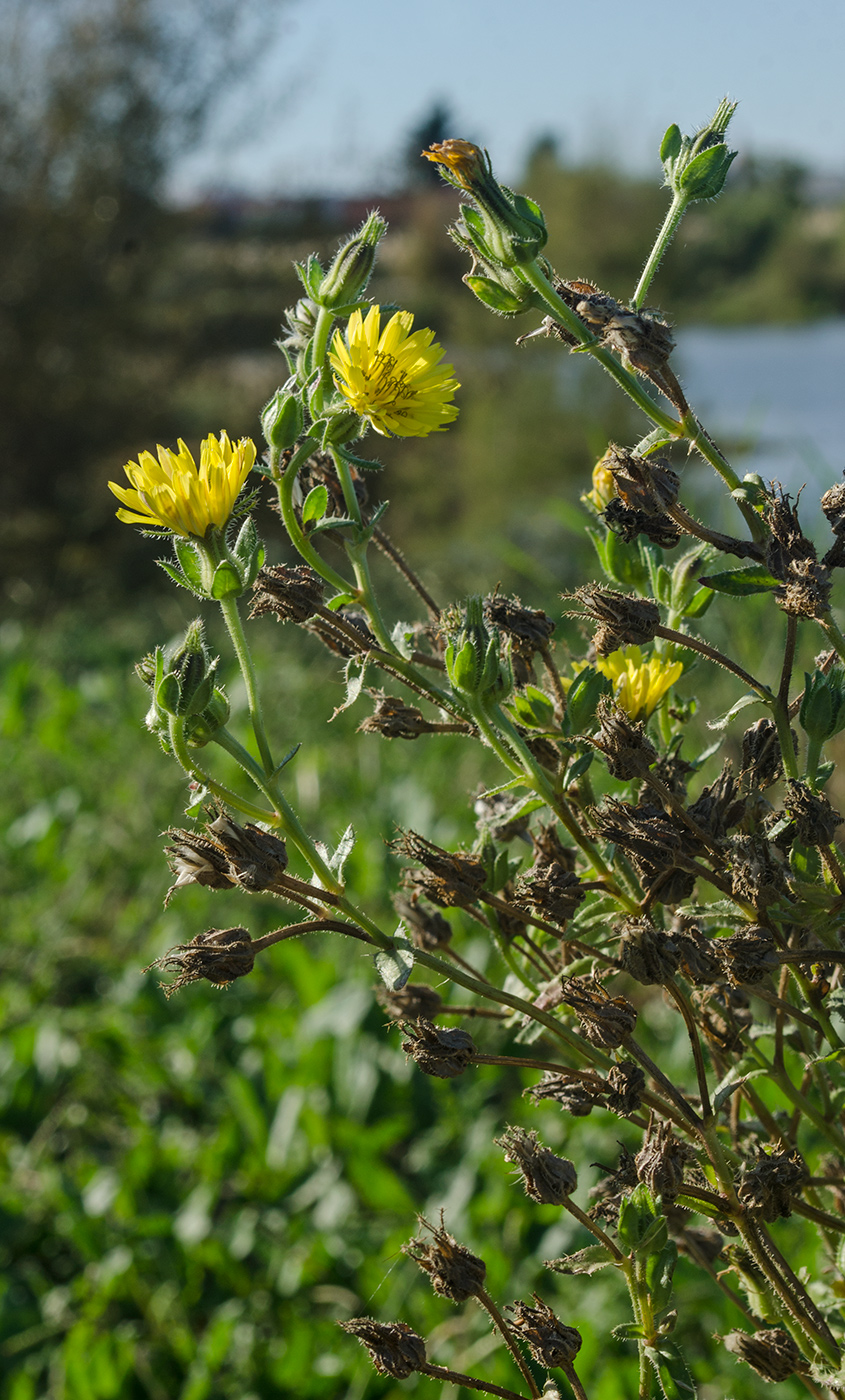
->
left=595, top=646, right=684, bottom=722
left=584, top=453, right=617, bottom=512
left=109, top=432, right=256, bottom=537
left=422, top=139, right=488, bottom=192
left=329, top=306, right=459, bottom=438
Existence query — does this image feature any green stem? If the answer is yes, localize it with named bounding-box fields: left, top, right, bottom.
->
left=218, top=594, right=274, bottom=777
left=820, top=612, right=845, bottom=666
left=632, top=191, right=688, bottom=310
left=168, top=716, right=274, bottom=823
left=308, top=307, right=335, bottom=416
left=805, top=734, right=823, bottom=787
left=272, top=437, right=355, bottom=596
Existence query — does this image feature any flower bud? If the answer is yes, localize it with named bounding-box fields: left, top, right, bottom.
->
left=444, top=596, right=511, bottom=701
left=661, top=99, right=738, bottom=202
left=261, top=387, right=304, bottom=451
left=315, top=211, right=387, bottom=309
left=424, top=139, right=547, bottom=268
left=799, top=665, right=845, bottom=743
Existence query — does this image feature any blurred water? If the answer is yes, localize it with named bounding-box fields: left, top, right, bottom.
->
left=675, top=321, right=845, bottom=513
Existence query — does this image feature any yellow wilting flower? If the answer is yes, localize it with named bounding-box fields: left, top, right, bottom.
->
left=596, top=646, right=684, bottom=722
left=583, top=453, right=617, bottom=512
left=329, top=306, right=459, bottom=438
left=109, top=432, right=256, bottom=537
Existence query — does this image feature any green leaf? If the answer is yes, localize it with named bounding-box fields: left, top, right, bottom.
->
left=646, top=1340, right=696, bottom=1398
left=546, top=1244, right=618, bottom=1275
left=302, top=484, right=329, bottom=526
left=683, top=586, right=714, bottom=619
left=174, top=539, right=207, bottom=591
left=617, top=1183, right=661, bottom=1249
left=611, top=1322, right=647, bottom=1341
left=329, top=824, right=356, bottom=879
left=698, top=564, right=780, bottom=596
left=707, top=692, right=765, bottom=731
left=713, top=1061, right=768, bottom=1113
left=565, top=750, right=594, bottom=784
left=331, top=655, right=369, bottom=716
left=210, top=560, right=244, bottom=599
left=374, top=934, right=414, bottom=991
left=645, top=1242, right=677, bottom=1311
left=660, top=124, right=682, bottom=168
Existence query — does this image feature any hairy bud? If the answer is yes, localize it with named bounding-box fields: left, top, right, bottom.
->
left=403, top=1215, right=486, bottom=1302
left=498, top=1125, right=578, bottom=1203
left=340, top=1318, right=426, bottom=1378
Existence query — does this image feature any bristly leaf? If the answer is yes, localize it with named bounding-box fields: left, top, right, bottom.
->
left=329, top=824, right=356, bottom=879
left=373, top=932, right=414, bottom=991
left=331, top=656, right=370, bottom=718
left=699, top=564, right=780, bottom=596
left=645, top=1341, right=696, bottom=1398
left=545, top=1244, right=619, bottom=1275
left=708, top=692, right=765, bottom=731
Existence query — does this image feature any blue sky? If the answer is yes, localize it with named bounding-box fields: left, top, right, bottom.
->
left=172, top=0, right=845, bottom=197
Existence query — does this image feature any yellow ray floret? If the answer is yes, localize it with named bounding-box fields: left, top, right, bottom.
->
left=109, top=432, right=256, bottom=537
left=329, top=306, right=459, bottom=438
left=596, top=646, right=684, bottom=722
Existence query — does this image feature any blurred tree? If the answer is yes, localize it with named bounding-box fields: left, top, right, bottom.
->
left=0, top=0, right=277, bottom=602
left=400, top=101, right=458, bottom=188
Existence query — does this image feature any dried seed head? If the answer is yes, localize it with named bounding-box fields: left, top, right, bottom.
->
left=616, top=917, right=680, bottom=985
left=604, top=444, right=680, bottom=516
left=498, top=1125, right=578, bottom=1203
left=687, top=763, right=745, bottom=840
left=635, top=1119, right=692, bottom=1204
left=740, top=718, right=785, bottom=790
left=722, top=1328, right=807, bottom=1382
left=821, top=478, right=845, bottom=536
left=401, top=1019, right=476, bottom=1078
left=669, top=920, right=722, bottom=986
left=484, top=593, right=555, bottom=650
left=392, top=893, right=453, bottom=950
left=593, top=697, right=658, bottom=780
left=250, top=563, right=325, bottom=623
left=729, top=834, right=789, bottom=911
left=691, top=985, right=753, bottom=1054
left=396, top=830, right=486, bottom=908
left=594, top=800, right=698, bottom=906
left=570, top=586, right=660, bottom=655
left=783, top=779, right=842, bottom=847
left=514, top=861, right=585, bottom=926
left=164, top=828, right=234, bottom=900
left=604, top=496, right=681, bottom=549
left=403, top=1216, right=486, bottom=1302
left=717, top=928, right=779, bottom=986
left=165, top=811, right=289, bottom=902
left=737, top=1151, right=809, bottom=1221
left=507, top=1296, right=582, bottom=1368
left=358, top=692, right=432, bottom=739
left=559, top=977, right=638, bottom=1048
left=147, top=926, right=255, bottom=996
left=532, top=824, right=577, bottom=870
left=587, top=1145, right=639, bottom=1223
left=527, top=1072, right=601, bottom=1117
left=605, top=1062, right=646, bottom=1117
left=377, top=983, right=444, bottom=1021
left=765, top=490, right=832, bottom=617
left=553, top=284, right=679, bottom=404
left=340, top=1318, right=427, bottom=1378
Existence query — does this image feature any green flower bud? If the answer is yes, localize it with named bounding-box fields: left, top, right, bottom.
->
left=185, top=685, right=230, bottom=747
left=661, top=99, right=737, bottom=202
left=424, top=140, right=547, bottom=268
left=142, top=621, right=221, bottom=722
left=321, top=408, right=363, bottom=447
left=262, top=387, right=304, bottom=451
left=565, top=668, right=612, bottom=736
left=315, top=211, right=388, bottom=309
left=445, top=597, right=512, bottom=702
left=799, top=666, right=845, bottom=743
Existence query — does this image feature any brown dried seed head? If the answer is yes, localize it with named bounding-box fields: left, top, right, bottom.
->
left=594, top=697, right=658, bottom=780
left=687, top=762, right=745, bottom=840
left=729, top=834, right=789, bottom=911
left=485, top=593, right=555, bottom=649
left=515, top=862, right=585, bottom=926
left=669, top=920, right=722, bottom=986
left=507, top=1296, right=582, bottom=1368
left=396, top=830, right=486, bottom=908
left=527, top=1072, right=601, bottom=1117
left=498, top=1125, right=578, bottom=1203
left=604, top=496, right=681, bottom=549
left=635, top=1119, right=692, bottom=1204
left=250, top=563, right=325, bottom=622
left=559, top=976, right=638, bottom=1048
left=722, top=1328, right=807, bottom=1382
left=340, top=1318, right=427, bottom=1378
left=358, top=692, right=431, bottom=740
left=691, top=984, right=753, bottom=1054
left=821, top=478, right=845, bottom=535
left=605, top=1062, right=646, bottom=1116
left=604, top=444, right=680, bottom=516
left=616, top=917, right=680, bottom=985
left=164, top=829, right=235, bottom=901
left=593, top=799, right=698, bottom=907
left=570, top=586, right=660, bottom=654
left=205, top=813, right=289, bottom=891
left=740, top=718, right=785, bottom=791
left=401, top=1019, right=476, bottom=1078
left=403, top=1216, right=486, bottom=1302
left=783, top=778, right=842, bottom=847
left=147, top=926, right=255, bottom=996
left=737, top=1150, right=809, bottom=1221
left=717, top=928, right=779, bottom=986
